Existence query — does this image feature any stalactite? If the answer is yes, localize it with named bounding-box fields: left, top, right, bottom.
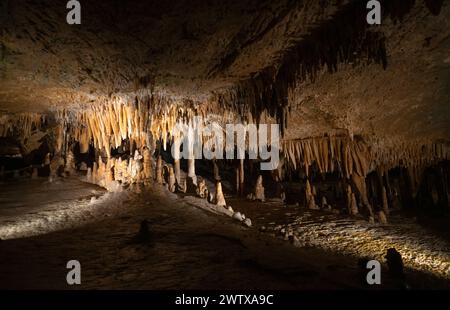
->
left=0, top=113, right=45, bottom=141
left=65, top=150, right=76, bottom=174
left=283, top=136, right=448, bottom=184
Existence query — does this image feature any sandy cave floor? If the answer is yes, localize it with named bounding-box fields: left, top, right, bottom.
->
left=0, top=177, right=449, bottom=290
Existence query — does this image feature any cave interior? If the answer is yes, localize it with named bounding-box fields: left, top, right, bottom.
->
left=0, top=0, right=449, bottom=290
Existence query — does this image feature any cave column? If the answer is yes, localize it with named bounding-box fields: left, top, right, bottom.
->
left=213, top=158, right=220, bottom=181
left=351, top=173, right=374, bottom=218
left=239, top=158, right=245, bottom=196
left=143, top=147, right=153, bottom=183
left=173, top=135, right=181, bottom=186
left=187, top=159, right=196, bottom=183
left=156, top=155, right=163, bottom=184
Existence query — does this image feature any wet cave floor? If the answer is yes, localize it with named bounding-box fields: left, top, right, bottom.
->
left=0, top=178, right=449, bottom=290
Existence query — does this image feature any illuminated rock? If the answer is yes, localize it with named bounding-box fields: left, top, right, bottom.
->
left=253, top=175, right=265, bottom=202
left=196, top=179, right=209, bottom=198
left=214, top=181, right=226, bottom=207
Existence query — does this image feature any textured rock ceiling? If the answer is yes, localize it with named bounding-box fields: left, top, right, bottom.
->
left=0, top=0, right=449, bottom=144
left=0, top=0, right=340, bottom=112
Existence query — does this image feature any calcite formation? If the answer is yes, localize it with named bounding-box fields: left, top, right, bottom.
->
left=252, top=175, right=266, bottom=202
left=305, top=179, right=318, bottom=210
left=0, top=0, right=447, bottom=228
left=155, top=155, right=163, bottom=185
left=214, top=181, right=227, bottom=208
left=196, top=179, right=209, bottom=199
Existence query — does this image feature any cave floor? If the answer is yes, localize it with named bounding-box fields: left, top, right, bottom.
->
left=0, top=178, right=449, bottom=289
left=228, top=197, right=450, bottom=281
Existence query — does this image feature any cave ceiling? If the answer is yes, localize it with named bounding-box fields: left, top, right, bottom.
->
left=0, top=0, right=449, bottom=144
left=0, top=0, right=341, bottom=110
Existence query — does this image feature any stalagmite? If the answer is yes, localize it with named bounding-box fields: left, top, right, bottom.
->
left=253, top=175, right=265, bottom=202
left=378, top=210, right=388, bottom=224
left=196, top=179, right=209, bottom=198
left=214, top=181, right=227, bottom=207
left=50, top=154, right=64, bottom=179
left=321, top=196, right=328, bottom=209
left=31, top=167, right=38, bottom=179
left=306, top=179, right=318, bottom=210
left=96, top=157, right=106, bottom=186
left=130, top=150, right=143, bottom=184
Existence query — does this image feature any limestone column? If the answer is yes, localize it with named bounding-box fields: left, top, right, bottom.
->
left=156, top=155, right=163, bottom=184
left=239, top=158, right=245, bottom=196
left=213, top=159, right=220, bottom=181
left=352, top=173, right=374, bottom=218
left=172, top=135, right=181, bottom=186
